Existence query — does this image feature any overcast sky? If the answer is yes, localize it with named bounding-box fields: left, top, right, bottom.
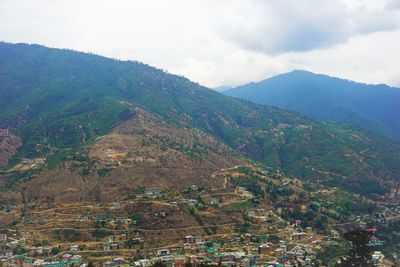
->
left=1, top=0, right=400, bottom=87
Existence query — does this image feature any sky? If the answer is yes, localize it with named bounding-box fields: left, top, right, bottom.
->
left=1, top=0, right=400, bottom=88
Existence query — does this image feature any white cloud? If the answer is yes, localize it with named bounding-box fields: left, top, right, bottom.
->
left=211, top=0, right=399, bottom=55
left=0, top=0, right=399, bottom=87
left=386, top=0, right=400, bottom=10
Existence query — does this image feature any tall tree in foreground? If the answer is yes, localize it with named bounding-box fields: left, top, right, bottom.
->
left=336, top=229, right=374, bottom=266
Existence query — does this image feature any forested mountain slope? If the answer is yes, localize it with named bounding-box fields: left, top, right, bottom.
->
left=224, top=70, right=400, bottom=141
left=1, top=42, right=399, bottom=197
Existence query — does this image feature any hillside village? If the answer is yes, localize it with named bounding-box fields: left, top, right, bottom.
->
left=1, top=165, right=399, bottom=267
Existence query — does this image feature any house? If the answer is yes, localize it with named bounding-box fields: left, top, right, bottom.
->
left=4, top=249, right=13, bottom=257
left=331, top=230, right=340, bottom=239
left=62, top=254, right=72, bottom=262
left=267, top=260, right=281, bottom=266
left=130, top=238, right=143, bottom=246
left=0, top=235, right=6, bottom=242
left=185, top=235, right=196, bottom=244
left=292, top=232, right=308, bottom=241
left=178, top=199, right=198, bottom=206
left=183, top=243, right=192, bottom=254
left=212, top=242, right=220, bottom=252
left=259, top=243, right=272, bottom=254
left=12, top=255, right=25, bottom=267
left=69, top=245, right=79, bottom=252
left=159, top=255, right=173, bottom=264
left=189, top=256, right=199, bottom=265
left=289, top=246, right=305, bottom=257
left=241, top=258, right=250, bottom=267
left=259, top=233, right=269, bottom=243
left=32, top=259, right=44, bottom=267
left=278, top=253, right=288, bottom=264
left=372, top=251, right=385, bottom=265
left=111, top=258, right=126, bottom=266
left=132, top=259, right=149, bottom=267
left=213, top=254, right=223, bottom=264
left=102, top=242, right=110, bottom=251
left=202, top=258, right=212, bottom=265
left=226, top=252, right=245, bottom=261
left=118, top=242, right=126, bottom=250
left=196, top=243, right=206, bottom=253
left=111, top=202, right=121, bottom=210
left=0, top=242, right=7, bottom=253
left=209, top=198, right=218, bottom=206
left=143, top=188, right=163, bottom=198
left=247, top=211, right=256, bottom=217
left=243, top=233, right=252, bottom=243
left=156, top=249, right=170, bottom=257
left=358, top=221, right=367, bottom=229
left=22, top=259, right=33, bottom=267
left=121, top=234, right=128, bottom=242
left=173, top=255, right=185, bottom=267
left=206, top=248, right=214, bottom=258
left=71, top=255, right=82, bottom=264
left=190, top=185, right=198, bottom=191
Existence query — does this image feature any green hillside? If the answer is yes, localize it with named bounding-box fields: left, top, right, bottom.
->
left=1, top=42, right=399, bottom=195
left=224, top=70, right=400, bottom=141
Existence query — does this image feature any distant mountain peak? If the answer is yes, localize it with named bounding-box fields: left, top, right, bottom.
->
left=224, top=70, right=400, bottom=140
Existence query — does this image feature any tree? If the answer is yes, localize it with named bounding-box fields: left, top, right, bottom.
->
left=336, top=230, right=374, bottom=267
left=51, top=246, right=61, bottom=255
left=184, top=259, right=193, bottom=267
left=152, top=261, right=166, bottom=267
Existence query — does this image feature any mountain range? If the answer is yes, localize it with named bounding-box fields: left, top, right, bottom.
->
left=223, top=70, right=400, bottom=141
left=0, top=42, right=399, bottom=203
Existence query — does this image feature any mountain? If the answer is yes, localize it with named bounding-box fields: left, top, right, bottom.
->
left=213, top=86, right=231, bottom=92
left=224, top=70, right=400, bottom=141
left=0, top=42, right=399, bottom=202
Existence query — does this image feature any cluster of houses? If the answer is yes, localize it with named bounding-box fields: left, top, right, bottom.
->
left=99, top=234, right=143, bottom=252
left=142, top=188, right=163, bottom=199
left=235, top=187, right=254, bottom=199
left=1, top=218, right=397, bottom=267
left=2, top=253, right=84, bottom=267
left=371, top=251, right=396, bottom=267
left=74, top=214, right=133, bottom=225
left=1, top=180, right=398, bottom=267
left=374, top=206, right=400, bottom=224
left=246, top=209, right=284, bottom=226
left=1, top=233, right=27, bottom=267
left=0, top=232, right=88, bottom=267
left=97, top=228, right=324, bottom=267
left=135, top=226, right=322, bottom=266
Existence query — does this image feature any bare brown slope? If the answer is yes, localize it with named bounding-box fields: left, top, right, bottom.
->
left=7, top=106, right=245, bottom=203
left=0, top=129, right=21, bottom=169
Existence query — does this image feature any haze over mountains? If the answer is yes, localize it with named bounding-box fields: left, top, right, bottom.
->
left=224, top=70, right=400, bottom=141
left=0, top=42, right=400, bottom=202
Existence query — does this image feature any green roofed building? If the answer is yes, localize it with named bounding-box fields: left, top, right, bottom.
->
left=259, top=234, right=269, bottom=239
left=202, top=258, right=212, bottom=263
